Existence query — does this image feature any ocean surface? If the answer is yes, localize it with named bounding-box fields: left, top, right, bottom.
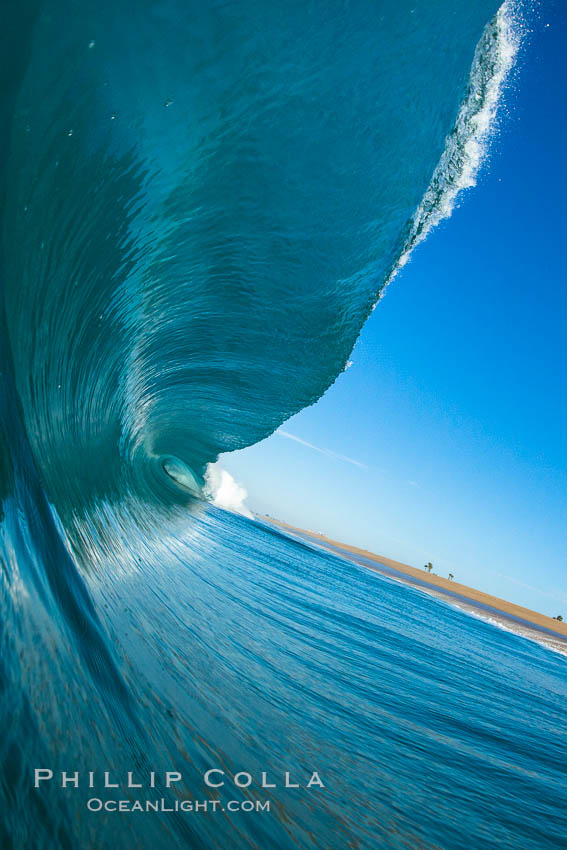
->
left=4, top=1, right=562, bottom=849
left=4, top=502, right=567, bottom=850
left=291, top=531, right=567, bottom=658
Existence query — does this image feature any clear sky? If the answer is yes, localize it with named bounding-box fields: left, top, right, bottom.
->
left=220, top=1, right=567, bottom=615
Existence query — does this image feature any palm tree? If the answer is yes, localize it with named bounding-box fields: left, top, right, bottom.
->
left=424, top=562, right=433, bottom=573
left=448, top=573, right=454, bottom=581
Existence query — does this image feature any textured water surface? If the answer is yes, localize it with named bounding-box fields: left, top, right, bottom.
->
left=1, top=2, right=547, bottom=849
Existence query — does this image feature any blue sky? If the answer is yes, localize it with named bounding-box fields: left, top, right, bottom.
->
left=221, top=1, right=567, bottom=615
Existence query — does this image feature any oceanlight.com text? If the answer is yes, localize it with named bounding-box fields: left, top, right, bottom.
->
left=86, top=797, right=271, bottom=813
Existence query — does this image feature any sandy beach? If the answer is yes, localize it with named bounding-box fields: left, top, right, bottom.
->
left=265, top=517, right=567, bottom=643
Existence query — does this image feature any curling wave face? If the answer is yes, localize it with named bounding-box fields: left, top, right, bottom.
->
left=0, top=2, right=529, bottom=849
left=2, top=0, right=516, bottom=511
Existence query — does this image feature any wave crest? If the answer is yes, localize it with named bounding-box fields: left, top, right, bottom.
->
left=384, top=0, right=522, bottom=289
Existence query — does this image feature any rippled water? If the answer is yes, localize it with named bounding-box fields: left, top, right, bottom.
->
left=5, top=503, right=567, bottom=849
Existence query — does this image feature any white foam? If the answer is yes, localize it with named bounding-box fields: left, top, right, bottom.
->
left=204, top=463, right=253, bottom=518
left=430, top=594, right=567, bottom=659
left=381, top=0, right=522, bottom=295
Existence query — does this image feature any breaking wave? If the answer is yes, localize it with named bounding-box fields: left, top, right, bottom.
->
left=0, top=2, right=524, bottom=848
left=387, top=0, right=521, bottom=286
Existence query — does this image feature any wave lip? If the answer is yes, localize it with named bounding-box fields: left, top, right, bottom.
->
left=384, top=0, right=522, bottom=290
left=3, top=0, right=513, bottom=508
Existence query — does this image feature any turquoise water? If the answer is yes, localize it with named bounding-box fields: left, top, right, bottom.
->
left=4, top=1, right=562, bottom=849
left=3, top=502, right=567, bottom=849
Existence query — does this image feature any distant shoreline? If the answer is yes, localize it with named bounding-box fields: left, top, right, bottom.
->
left=262, top=516, right=567, bottom=648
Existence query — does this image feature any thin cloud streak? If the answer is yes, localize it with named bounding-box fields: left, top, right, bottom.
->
left=277, top=430, right=368, bottom=469
left=497, top=573, right=567, bottom=603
